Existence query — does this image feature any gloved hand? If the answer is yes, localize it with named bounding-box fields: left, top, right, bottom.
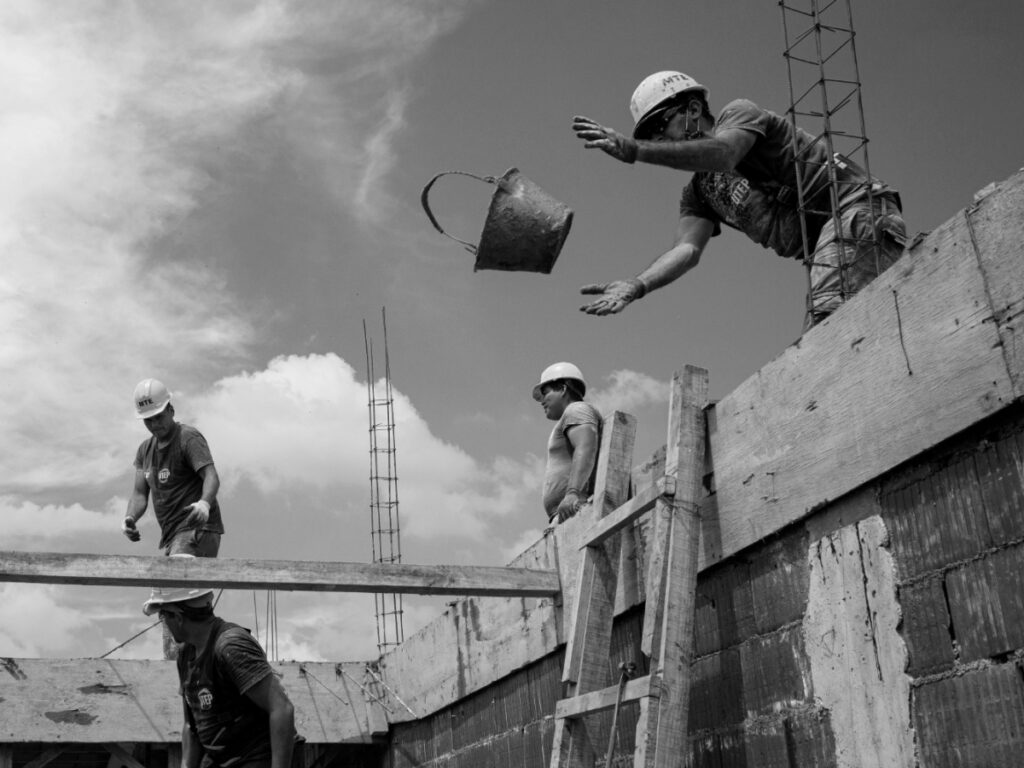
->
left=183, top=499, right=211, bottom=529
left=572, top=116, right=638, bottom=164
left=122, top=516, right=141, bottom=542
left=556, top=490, right=582, bottom=523
left=579, top=278, right=647, bottom=315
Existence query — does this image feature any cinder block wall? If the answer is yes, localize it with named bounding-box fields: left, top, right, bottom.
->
left=384, top=403, right=1024, bottom=768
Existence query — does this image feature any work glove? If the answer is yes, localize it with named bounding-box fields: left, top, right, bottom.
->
left=555, top=490, right=583, bottom=523
left=183, top=499, right=211, bottom=529
left=572, top=116, right=638, bottom=164
left=122, top=516, right=141, bottom=542
left=579, top=278, right=647, bottom=315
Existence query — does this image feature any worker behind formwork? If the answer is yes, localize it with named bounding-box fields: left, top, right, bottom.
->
left=572, top=71, right=907, bottom=330
left=123, top=378, right=225, bottom=557
left=532, top=362, right=602, bottom=525
left=142, top=575, right=301, bottom=768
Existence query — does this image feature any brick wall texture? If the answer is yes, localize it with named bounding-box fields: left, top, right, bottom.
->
left=384, top=403, right=1024, bottom=767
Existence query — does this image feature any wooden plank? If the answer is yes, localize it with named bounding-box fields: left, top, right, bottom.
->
left=0, top=659, right=387, bottom=743
left=636, top=366, right=708, bottom=768
left=0, top=552, right=559, bottom=597
left=965, top=170, right=1024, bottom=399
left=554, top=674, right=658, bottom=719
left=553, top=411, right=636, bottom=768
left=581, top=478, right=666, bottom=549
left=0, top=747, right=12, bottom=768
left=707, top=194, right=1017, bottom=569
left=103, top=744, right=147, bottom=768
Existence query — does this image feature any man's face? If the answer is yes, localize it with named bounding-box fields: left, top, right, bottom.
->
left=538, top=382, right=569, bottom=422
left=143, top=409, right=175, bottom=439
left=158, top=608, right=185, bottom=642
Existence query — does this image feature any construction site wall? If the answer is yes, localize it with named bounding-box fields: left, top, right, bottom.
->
left=381, top=401, right=1024, bottom=768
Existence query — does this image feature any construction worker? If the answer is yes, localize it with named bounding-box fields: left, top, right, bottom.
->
left=142, top=576, right=298, bottom=768
left=572, top=71, right=907, bottom=329
left=533, top=362, right=602, bottom=524
left=123, top=378, right=225, bottom=557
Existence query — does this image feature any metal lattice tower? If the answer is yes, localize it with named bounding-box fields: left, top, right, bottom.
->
left=779, top=0, right=884, bottom=322
left=363, top=308, right=404, bottom=655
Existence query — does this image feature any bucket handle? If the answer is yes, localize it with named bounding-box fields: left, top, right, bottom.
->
left=420, top=170, right=511, bottom=255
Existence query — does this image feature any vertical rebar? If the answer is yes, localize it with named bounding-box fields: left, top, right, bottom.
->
left=364, top=309, right=405, bottom=655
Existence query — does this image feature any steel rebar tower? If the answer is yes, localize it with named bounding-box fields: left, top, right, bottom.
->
left=779, top=0, right=883, bottom=324
left=363, top=308, right=404, bottom=655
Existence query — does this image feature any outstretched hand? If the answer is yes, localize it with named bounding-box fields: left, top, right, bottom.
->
left=184, top=499, right=211, bottom=529
left=572, top=116, right=638, bottom=164
left=579, top=279, right=646, bottom=315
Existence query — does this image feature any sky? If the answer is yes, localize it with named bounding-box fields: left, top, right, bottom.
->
left=2, top=0, right=1022, bottom=662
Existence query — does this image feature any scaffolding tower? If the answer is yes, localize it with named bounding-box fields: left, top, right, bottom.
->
left=779, top=0, right=885, bottom=324
left=363, top=308, right=404, bottom=655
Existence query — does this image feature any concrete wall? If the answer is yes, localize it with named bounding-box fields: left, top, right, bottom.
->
left=383, top=402, right=1024, bottom=767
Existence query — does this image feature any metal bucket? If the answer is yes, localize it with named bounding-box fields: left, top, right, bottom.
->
left=420, top=168, right=574, bottom=274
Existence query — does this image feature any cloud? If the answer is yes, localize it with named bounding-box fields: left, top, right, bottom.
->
left=588, top=369, right=669, bottom=416
left=190, top=353, right=539, bottom=545
left=0, top=1, right=478, bottom=495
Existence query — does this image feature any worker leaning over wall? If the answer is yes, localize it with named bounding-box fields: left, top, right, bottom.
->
left=572, top=71, right=907, bottom=330
left=533, top=362, right=602, bottom=525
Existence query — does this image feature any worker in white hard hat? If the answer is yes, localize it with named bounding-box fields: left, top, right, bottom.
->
left=533, top=362, right=602, bottom=524
left=142, top=569, right=299, bottom=768
left=572, top=71, right=907, bottom=330
left=123, top=378, right=225, bottom=557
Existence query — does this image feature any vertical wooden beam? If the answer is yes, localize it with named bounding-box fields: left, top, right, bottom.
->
left=166, top=743, right=182, bottom=768
left=22, top=747, right=66, bottom=768
left=0, top=747, right=12, bottom=768
left=552, top=411, right=636, bottom=768
left=103, top=743, right=148, bottom=768
left=635, top=366, right=708, bottom=768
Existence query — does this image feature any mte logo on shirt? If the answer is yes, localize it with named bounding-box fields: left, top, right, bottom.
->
left=197, top=687, right=214, bottom=711
left=158, top=468, right=170, bottom=483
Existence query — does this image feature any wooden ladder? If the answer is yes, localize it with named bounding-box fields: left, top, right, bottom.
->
left=550, top=366, right=709, bottom=768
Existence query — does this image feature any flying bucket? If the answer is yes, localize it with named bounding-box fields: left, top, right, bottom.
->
left=420, top=168, right=574, bottom=274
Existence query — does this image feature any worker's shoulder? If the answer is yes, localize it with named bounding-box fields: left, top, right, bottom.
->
left=213, top=623, right=263, bottom=655
left=565, top=400, right=602, bottom=422
left=716, top=98, right=765, bottom=121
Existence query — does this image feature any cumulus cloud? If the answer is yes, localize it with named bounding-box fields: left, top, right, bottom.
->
left=588, top=369, right=669, bottom=416
left=191, top=353, right=539, bottom=544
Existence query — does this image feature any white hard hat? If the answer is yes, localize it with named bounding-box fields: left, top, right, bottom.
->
left=141, top=554, right=214, bottom=615
left=133, top=378, right=172, bottom=419
left=630, top=71, right=708, bottom=139
left=532, top=362, right=586, bottom=401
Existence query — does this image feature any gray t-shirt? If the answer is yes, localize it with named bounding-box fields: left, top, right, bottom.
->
left=542, top=401, right=602, bottom=518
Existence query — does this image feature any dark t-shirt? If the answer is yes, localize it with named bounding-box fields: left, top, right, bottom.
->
left=679, top=99, right=886, bottom=259
left=134, top=423, right=224, bottom=549
left=178, top=621, right=275, bottom=768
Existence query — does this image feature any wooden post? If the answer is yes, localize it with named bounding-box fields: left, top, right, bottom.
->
left=634, top=366, right=708, bottom=768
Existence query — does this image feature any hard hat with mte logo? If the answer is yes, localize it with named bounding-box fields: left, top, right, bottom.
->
left=133, top=378, right=172, bottom=419
left=630, top=71, right=708, bottom=140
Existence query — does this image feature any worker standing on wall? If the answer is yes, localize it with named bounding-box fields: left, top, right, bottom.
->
left=122, top=378, right=225, bottom=557
left=572, top=71, right=907, bottom=329
left=533, top=362, right=602, bottom=524
left=142, top=575, right=299, bottom=768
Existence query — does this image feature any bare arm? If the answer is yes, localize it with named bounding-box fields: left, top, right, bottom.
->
left=555, top=423, right=599, bottom=522
left=635, top=128, right=756, bottom=172
left=243, top=673, right=296, bottom=768
left=197, top=464, right=220, bottom=507
left=580, top=216, right=715, bottom=315
left=122, top=469, right=150, bottom=542
left=636, top=215, right=716, bottom=293
left=183, top=464, right=220, bottom=529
